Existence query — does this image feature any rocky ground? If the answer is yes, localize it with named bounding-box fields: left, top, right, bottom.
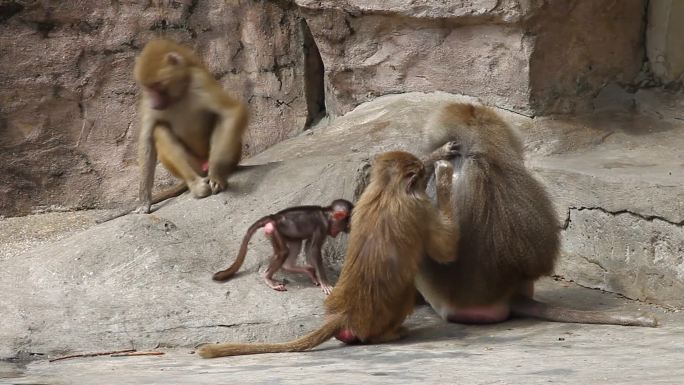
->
left=1, top=276, right=681, bottom=385
left=1, top=91, right=682, bottom=384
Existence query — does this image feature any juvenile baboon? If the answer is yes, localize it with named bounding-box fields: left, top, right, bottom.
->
left=134, top=39, right=248, bottom=214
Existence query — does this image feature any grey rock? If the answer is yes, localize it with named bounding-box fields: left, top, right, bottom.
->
left=7, top=278, right=682, bottom=385
left=524, top=89, right=684, bottom=306
left=647, top=0, right=684, bottom=83
left=1, top=0, right=648, bottom=217
left=2, top=92, right=682, bottom=360
left=0, top=91, right=475, bottom=359
left=298, top=0, right=645, bottom=116
left=593, top=84, right=636, bottom=113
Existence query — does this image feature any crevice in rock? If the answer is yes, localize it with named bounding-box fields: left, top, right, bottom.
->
left=638, top=0, right=653, bottom=82
left=343, top=14, right=355, bottom=36
left=562, top=208, right=573, bottom=229
left=35, top=19, right=55, bottom=38
left=231, top=40, right=244, bottom=61
left=301, top=18, right=326, bottom=128
left=497, top=105, right=536, bottom=119
left=562, top=206, right=684, bottom=230
left=75, top=49, right=86, bottom=79
left=0, top=1, right=24, bottom=24
left=184, top=0, right=199, bottom=38
left=149, top=0, right=198, bottom=37
left=577, top=254, right=608, bottom=273
left=150, top=321, right=269, bottom=333
left=551, top=274, right=681, bottom=310
left=626, top=0, right=663, bottom=91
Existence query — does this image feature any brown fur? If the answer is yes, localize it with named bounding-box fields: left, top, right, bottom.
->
left=417, top=102, right=657, bottom=327
left=197, top=151, right=458, bottom=358
left=133, top=39, right=248, bottom=214
left=212, top=199, right=354, bottom=294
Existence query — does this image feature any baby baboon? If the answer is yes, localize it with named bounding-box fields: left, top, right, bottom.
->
left=212, top=199, right=353, bottom=294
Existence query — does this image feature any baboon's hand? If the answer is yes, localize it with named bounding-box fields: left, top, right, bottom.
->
left=188, top=177, right=212, bottom=198
left=208, top=175, right=226, bottom=194
left=437, top=141, right=461, bottom=159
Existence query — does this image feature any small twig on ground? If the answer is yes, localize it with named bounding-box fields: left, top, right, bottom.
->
left=49, top=349, right=136, bottom=362
left=110, top=351, right=165, bottom=357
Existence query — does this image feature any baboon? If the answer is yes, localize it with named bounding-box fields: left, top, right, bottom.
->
left=197, top=151, right=459, bottom=358
left=417, top=102, right=656, bottom=327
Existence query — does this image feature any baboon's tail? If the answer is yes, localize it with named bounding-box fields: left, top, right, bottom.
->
left=95, top=165, right=259, bottom=224
left=95, top=183, right=188, bottom=224
left=197, top=316, right=343, bottom=358
left=151, top=182, right=188, bottom=204
left=511, top=296, right=658, bottom=327
left=212, top=216, right=273, bottom=281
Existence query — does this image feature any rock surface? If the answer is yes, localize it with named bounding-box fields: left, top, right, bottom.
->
left=0, top=0, right=316, bottom=216
left=527, top=89, right=684, bottom=306
left=297, top=0, right=646, bottom=116
left=647, top=0, right=684, bottom=83
left=1, top=92, right=682, bottom=359
left=5, top=280, right=680, bottom=385
left=0, top=91, right=475, bottom=359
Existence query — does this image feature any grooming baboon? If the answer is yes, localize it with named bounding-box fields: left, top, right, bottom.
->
left=417, top=102, right=657, bottom=327
left=197, top=151, right=458, bottom=358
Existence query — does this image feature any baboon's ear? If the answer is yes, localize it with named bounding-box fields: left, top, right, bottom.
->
left=332, top=210, right=348, bottom=221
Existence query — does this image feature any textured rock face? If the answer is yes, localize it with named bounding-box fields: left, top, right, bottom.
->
left=526, top=89, right=684, bottom=306
left=559, top=209, right=683, bottom=305
left=647, top=0, right=684, bottom=83
left=0, top=0, right=648, bottom=216
left=0, top=1, right=317, bottom=216
left=297, top=0, right=646, bottom=116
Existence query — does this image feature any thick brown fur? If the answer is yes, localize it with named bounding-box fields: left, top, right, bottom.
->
left=416, top=103, right=657, bottom=327
left=197, top=151, right=458, bottom=358
left=133, top=39, right=248, bottom=214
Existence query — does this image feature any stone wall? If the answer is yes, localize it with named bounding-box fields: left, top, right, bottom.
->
left=647, top=0, right=684, bottom=84
left=0, top=0, right=318, bottom=216
left=296, top=0, right=646, bottom=116
left=0, top=0, right=651, bottom=217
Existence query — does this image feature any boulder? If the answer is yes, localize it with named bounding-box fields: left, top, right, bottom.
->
left=526, top=89, right=684, bottom=306
left=0, top=92, right=475, bottom=359
left=3, top=91, right=682, bottom=360
left=1, top=0, right=649, bottom=218
left=296, top=0, right=646, bottom=116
